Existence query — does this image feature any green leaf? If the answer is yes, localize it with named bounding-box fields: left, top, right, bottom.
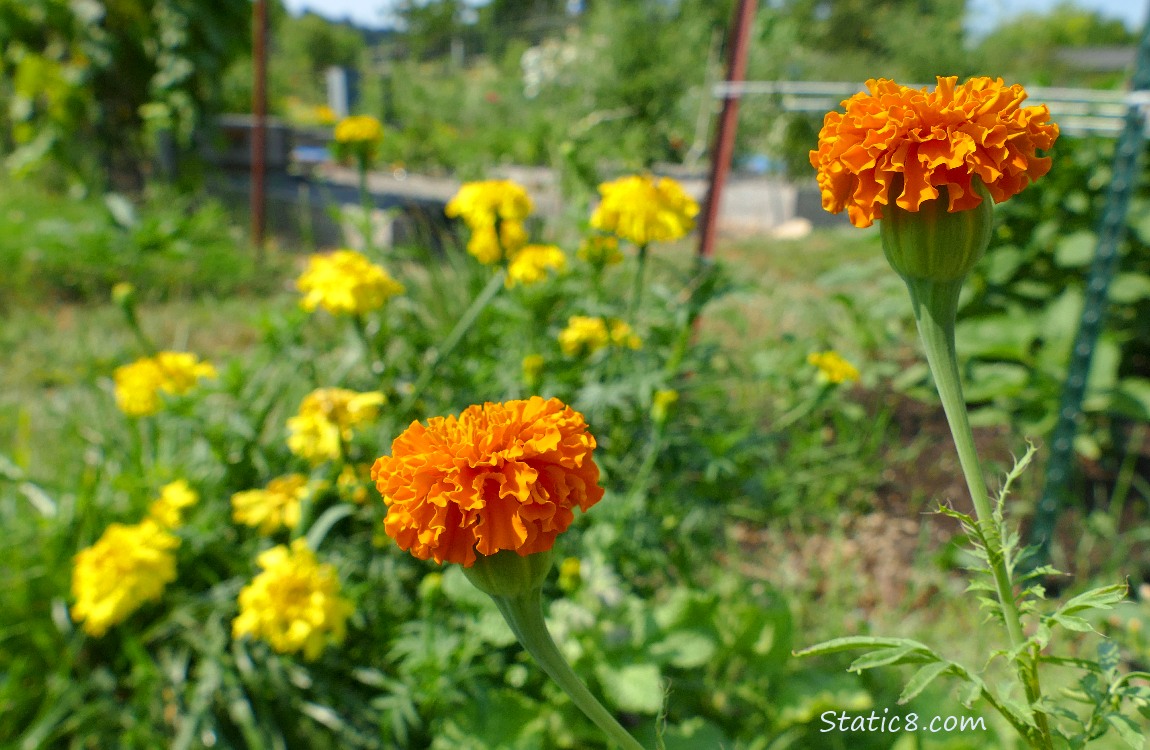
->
left=1110, top=378, right=1150, bottom=421
left=849, top=644, right=932, bottom=672
left=1109, top=273, right=1150, bottom=304
left=898, top=661, right=953, bottom=704
left=956, top=314, right=1035, bottom=361
left=596, top=663, right=664, bottom=715
left=649, top=630, right=717, bottom=669
left=1106, top=713, right=1145, bottom=749
left=1058, top=583, right=1128, bottom=617
left=304, top=504, right=355, bottom=550
left=1054, top=230, right=1096, bottom=268
left=104, top=191, right=138, bottom=228
left=795, top=636, right=937, bottom=660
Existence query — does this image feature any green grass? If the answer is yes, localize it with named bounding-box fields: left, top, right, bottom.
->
left=0, top=217, right=1144, bottom=748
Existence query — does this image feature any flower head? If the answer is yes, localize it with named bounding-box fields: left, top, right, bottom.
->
left=810, top=76, right=1059, bottom=229
left=445, top=180, right=534, bottom=264
left=522, top=354, right=545, bottom=387
left=577, top=235, right=623, bottom=267
left=590, top=174, right=699, bottom=245
left=113, top=352, right=217, bottom=417
left=651, top=389, right=679, bottom=424
left=297, top=250, right=404, bottom=316
left=371, top=396, right=605, bottom=566
left=71, top=520, right=179, bottom=637
left=232, top=474, right=312, bottom=534
left=506, top=244, right=567, bottom=288
left=558, top=316, right=610, bottom=357
left=232, top=539, right=353, bottom=660
left=147, top=480, right=199, bottom=529
left=337, top=463, right=372, bottom=504
left=287, top=387, right=386, bottom=463
left=333, top=114, right=383, bottom=146
left=558, top=316, right=640, bottom=357
left=807, top=351, right=860, bottom=384
left=608, top=319, right=642, bottom=350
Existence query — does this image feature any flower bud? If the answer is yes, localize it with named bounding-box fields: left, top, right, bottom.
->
left=463, top=548, right=554, bottom=598
left=879, top=180, right=994, bottom=283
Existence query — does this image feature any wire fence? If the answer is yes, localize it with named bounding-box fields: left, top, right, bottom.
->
left=714, top=80, right=1150, bottom=138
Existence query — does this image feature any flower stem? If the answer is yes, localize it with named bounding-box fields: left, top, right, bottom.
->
left=398, top=269, right=506, bottom=413
left=357, top=160, right=374, bottom=255
left=628, top=243, right=649, bottom=321
left=490, top=590, right=648, bottom=750
left=903, top=276, right=1052, bottom=749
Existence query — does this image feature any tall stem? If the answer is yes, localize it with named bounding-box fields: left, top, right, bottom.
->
left=904, top=276, right=1051, bottom=749
left=398, top=269, right=506, bottom=414
left=491, top=591, right=648, bottom=750
left=628, top=243, right=649, bottom=321
left=358, top=160, right=374, bottom=255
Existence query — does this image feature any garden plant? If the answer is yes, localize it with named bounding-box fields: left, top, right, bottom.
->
left=4, top=36, right=1150, bottom=748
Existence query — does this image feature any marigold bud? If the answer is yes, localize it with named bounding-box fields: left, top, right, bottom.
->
left=880, top=180, right=994, bottom=283
left=463, top=548, right=554, bottom=598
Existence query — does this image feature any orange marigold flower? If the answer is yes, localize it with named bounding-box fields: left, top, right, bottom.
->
left=371, top=396, right=605, bottom=567
left=810, top=76, right=1059, bottom=228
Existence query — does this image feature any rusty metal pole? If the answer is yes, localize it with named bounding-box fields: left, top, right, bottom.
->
left=697, top=0, right=756, bottom=259
left=251, top=0, right=268, bottom=258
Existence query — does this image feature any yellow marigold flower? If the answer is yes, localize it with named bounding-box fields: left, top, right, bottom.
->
left=287, top=388, right=386, bottom=463
left=807, top=351, right=860, bottom=384
left=608, top=319, right=642, bottom=350
left=810, top=76, right=1059, bottom=229
left=297, top=250, right=404, bottom=316
left=232, top=474, right=311, bottom=534
left=499, top=219, right=529, bottom=256
left=232, top=539, right=353, bottom=660
left=337, top=463, right=372, bottom=504
left=590, top=174, right=699, bottom=246
left=577, top=235, right=623, bottom=267
left=522, top=354, right=545, bottom=386
left=506, top=244, right=566, bottom=288
left=371, top=396, right=605, bottom=567
left=314, top=105, right=337, bottom=126
left=558, top=315, right=610, bottom=357
left=333, top=114, right=383, bottom=145
left=445, top=180, right=534, bottom=263
left=558, top=556, right=582, bottom=592
left=651, top=389, right=679, bottom=423
left=111, top=281, right=136, bottom=307
left=113, top=351, right=217, bottom=418
left=71, top=519, right=179, bottom=637
left=147, top=480, right=199, bottom=529
left=446, top=179, right=533, bottom=228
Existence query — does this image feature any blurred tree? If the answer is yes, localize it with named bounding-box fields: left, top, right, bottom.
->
left=393, top=0, right=466, bottom=60
left=974, top=3, right=1136, bottom=87
left=0, top=0, right=250, bottom=190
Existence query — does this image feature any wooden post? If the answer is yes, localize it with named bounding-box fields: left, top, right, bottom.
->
left=251, top=0, right=268, bottom=257
left=697, top=0, right=756, bottom=259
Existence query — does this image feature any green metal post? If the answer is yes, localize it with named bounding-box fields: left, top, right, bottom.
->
left=1029, top=12, right=1150, bottom=558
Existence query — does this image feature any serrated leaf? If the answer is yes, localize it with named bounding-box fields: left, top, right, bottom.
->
left=794, top=636, right=936, bottom=660
left=848, top=645, right=926, bottom=672
left=959, top=678, right=984, bottom=708
left=1106, top=713, right=1145, bottom=749
left=1051, top=614, right=1094, bottom=632
left=1058, top=584, right=1128, bottom=617
left=898, top=662, right=953, bottom=704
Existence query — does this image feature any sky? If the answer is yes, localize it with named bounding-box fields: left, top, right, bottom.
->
left=281, top=0, right=1149, bottom=33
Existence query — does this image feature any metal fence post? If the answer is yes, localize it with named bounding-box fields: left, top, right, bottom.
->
left=1028, top=11, right=1150, bottom=560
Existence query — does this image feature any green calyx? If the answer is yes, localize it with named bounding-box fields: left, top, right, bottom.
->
left=462, top=548, right=554, bottom=598
left=880, top=180, right=994, bottom=283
